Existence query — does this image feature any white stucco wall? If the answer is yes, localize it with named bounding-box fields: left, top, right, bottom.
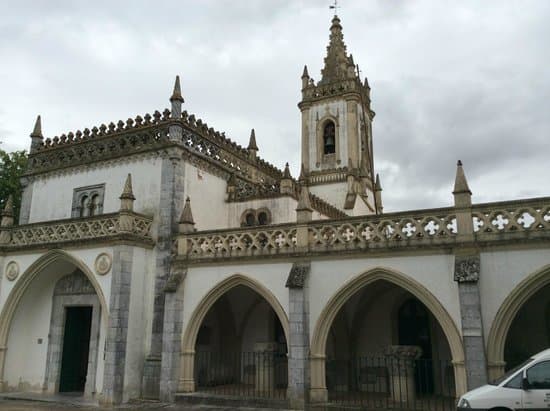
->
left=28, top=157, right=163, bottom=223
left=229, top=197, right=298, bottom=227
left=479, top=248, right=550, bottom=340
left=310, top=182, right=348, bottom=210
left=183, top=163, right=228, bottom=231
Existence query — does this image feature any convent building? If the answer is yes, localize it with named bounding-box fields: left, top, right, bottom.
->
left=0, top=15, right=549, bottom=410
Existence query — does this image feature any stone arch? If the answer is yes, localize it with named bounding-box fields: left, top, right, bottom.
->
left=0, top=250, right=108, bottom=389
left=486, top=264, right=550, bottom=380
left=179, top=273, right=289, bottom=392
left=309, top=267, right=467, bottom=402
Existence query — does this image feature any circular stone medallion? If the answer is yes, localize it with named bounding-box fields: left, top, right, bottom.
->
left=5, top=261, right=19, bottom=281
left=94, top=253, right=112, bottom=276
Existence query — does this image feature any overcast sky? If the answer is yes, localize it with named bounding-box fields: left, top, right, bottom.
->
left=1, top=0, right=549, bottom=211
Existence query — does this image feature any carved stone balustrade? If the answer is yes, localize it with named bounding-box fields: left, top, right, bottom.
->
left=176, top=197, right=550, bottom=263
left=0, top=212, right=154, bottom=251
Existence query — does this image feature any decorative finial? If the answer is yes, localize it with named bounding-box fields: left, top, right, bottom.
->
left=2, top=195, right=13, bottom=215
left=283, top=162, right=291, bottom=179
left=299, top=163, right=306, bottom=182
left=119, top=174, right=136, bottom=212
left=296, top=184, right=313, bottom=212
left=1, top=195, right=14, bottom=227
left=247, top=128, right=258, bottom=151
left=179, top=196, right=195, bottom=225
left=30, top=115, right=43, bottom=138
left=120, top=174, right=135, bottom=199
left=170, top=75, right=184, bottom=103
left=453, top=160, right=471, bottom=195
left=375, top=173, right=382, bottom=191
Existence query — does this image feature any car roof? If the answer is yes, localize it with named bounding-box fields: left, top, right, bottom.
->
left=532, top=348, right=550, bottom=360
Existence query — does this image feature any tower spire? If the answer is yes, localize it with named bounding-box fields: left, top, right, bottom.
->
left=319, top=15, right=356, bottom=85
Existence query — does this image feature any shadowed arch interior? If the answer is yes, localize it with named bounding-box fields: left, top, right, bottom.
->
left=309, top=267, right=467, bottom=401
left=179, top=274, right=289, bottom=393
left=487, top=265, right=550, bottom=379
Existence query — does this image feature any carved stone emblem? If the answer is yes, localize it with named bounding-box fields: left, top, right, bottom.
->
left=94, top=253, right=112, bottom=276
left=285, top=262, right=310, bottom=289
left=454, top=255, right=480, bottom=283
left=164, top=266, right=187, bottom=292
left=54, top=271, right=95, bottom=295
left=5, top=261, right=19, bottom=281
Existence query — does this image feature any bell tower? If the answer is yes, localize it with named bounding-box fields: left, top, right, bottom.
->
left=298, top=15, right=380, bottom=215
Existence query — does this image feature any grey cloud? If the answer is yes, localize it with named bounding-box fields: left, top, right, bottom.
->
left=0, top=1, right=548, bottom=211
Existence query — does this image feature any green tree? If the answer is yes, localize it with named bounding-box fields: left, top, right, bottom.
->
left=0, top=148, right=28, bottom=224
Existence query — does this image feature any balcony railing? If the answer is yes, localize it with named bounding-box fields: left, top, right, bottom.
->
left=177, top=197, right=550, bottom=262
left=0, top=212, right=154, bottom=250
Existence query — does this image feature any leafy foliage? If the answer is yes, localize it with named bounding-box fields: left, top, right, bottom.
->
left=0, top=148, right=28, bottom=223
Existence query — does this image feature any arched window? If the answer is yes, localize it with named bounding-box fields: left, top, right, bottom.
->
left=258, top=211, right=269, bottom=225
left=323, top=121, right=336, bottom=155
left=89, top=194, right=100, bottom=216
left=245, top=212, right=256, bottom=227
left=79, top=196, right=89, bottom=218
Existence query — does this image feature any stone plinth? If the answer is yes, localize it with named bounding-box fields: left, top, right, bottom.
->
left=254, top=342, right=278, bottom=393
left=385, top=345, right=422, bottom=404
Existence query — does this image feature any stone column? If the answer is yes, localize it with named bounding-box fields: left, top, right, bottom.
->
left=142, top=154, right=185, bottom=399
left=455, top=255, right=488, bottom=389
left=101, top=245, right=133, bottom=405
left=286, top=262, right=310, bottom=409
left=159, top=267, right=186, bottom=402
left=452, top=160, right=488, bottom=390
left=385, top=345, right=422, bottom=404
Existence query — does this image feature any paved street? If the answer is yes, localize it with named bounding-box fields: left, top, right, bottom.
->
left=0, top=399, right=282, bottom=411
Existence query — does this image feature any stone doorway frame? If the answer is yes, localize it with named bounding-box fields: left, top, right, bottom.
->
left=43, top=271, right=102, bottom=396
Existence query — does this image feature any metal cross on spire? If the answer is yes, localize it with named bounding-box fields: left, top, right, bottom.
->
left=329, top=0, right=340, bottom=15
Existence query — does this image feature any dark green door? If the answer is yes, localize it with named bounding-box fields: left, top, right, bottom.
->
left=59, top=306, right=93, bottom=393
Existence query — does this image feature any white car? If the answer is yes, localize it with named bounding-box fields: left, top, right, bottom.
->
left=457, top=348, right=550, bottom=411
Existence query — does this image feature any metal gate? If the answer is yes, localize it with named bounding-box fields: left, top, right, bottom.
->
left=326, top=356, right=456, bottom=411
left=195, top=351, right=288, bottom=399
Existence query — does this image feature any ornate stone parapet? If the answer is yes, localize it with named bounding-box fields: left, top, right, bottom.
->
left=176, top=196, right=550, bottom=263
left=0, top=212, right=154, bottom=251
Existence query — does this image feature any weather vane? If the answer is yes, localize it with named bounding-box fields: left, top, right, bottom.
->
left=329, top=0, right=340, bottom=14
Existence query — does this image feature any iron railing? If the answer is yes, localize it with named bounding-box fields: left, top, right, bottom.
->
left=326, top=357, right=456, bottom=411
left=195, top=351, right=288, bottom=399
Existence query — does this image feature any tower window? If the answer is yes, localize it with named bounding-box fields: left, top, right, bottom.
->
left=323, top=121, right=336, bottom=154
left=240, top=208, right=271, bottom=227
left=245, top=212, right=256, bottom=227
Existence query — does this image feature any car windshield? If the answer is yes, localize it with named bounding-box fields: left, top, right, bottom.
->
left=489, top=358, right=533, bottom=385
